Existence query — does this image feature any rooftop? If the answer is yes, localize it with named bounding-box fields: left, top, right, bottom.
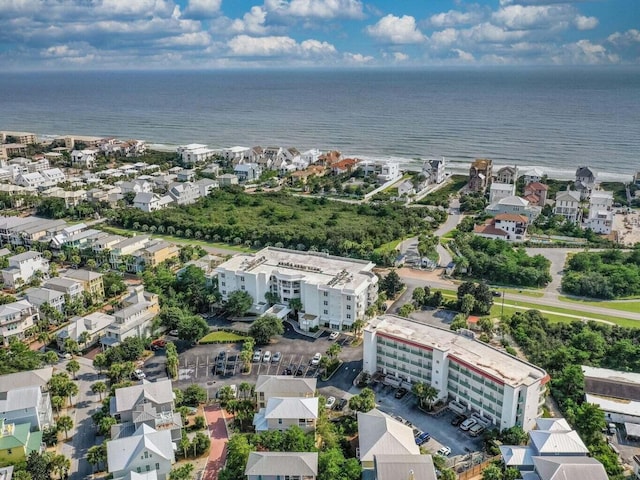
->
left=532, top=456, right=606, bottom=480
left=0, top=367, right=52, bottom=393
left=255, top=375, right=317, bottom=395
left=374, top=454, right=436, bottom=480
left=367, top=315, right=548, bottom=387
left=357, top=409, right=420, bottom=463
left=244, top=452, right=318, bottom=477
left=582, top=365, right=640, bottom=401
left=264, top=396, right=318, bottom=420
left=63, top=268, right=103, bottom=282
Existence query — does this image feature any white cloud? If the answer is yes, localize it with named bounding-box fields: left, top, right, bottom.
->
left=467, top=23, right=528, bottom=43
left=492, top=4, right=569, bottom=30
left=429, top=9, right=483, bottom=28
left=574, top=15, right=598, bottom=31
left=227, top=34, right=336, bottom=57
left=562, top=39, right=618, bottom=64
left=452, top=48, right=475, bottom=62
left=231, top=6, right=268, bottom=35
left=393, top=52, right=408, bottom=62
left=430, top=28, right=459, bottom=47
left=157, top=31, right=211, bottom=47
left=607, top=29, right=640, bottom=45
left=184, top=0, right=222, bottom=18
left=366, top=14, right=425, bottom=44
left=343, top=52, right=374, bottom=63
left=264, top=0, right=364, bottom=20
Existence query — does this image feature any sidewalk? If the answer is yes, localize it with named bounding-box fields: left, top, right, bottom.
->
left=202, top=405, right=231, bottom=480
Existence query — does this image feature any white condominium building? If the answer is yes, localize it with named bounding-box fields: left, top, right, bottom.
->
left=363, top=315, right=549, bottom=431
left=216, top=247, right=378, bottom=331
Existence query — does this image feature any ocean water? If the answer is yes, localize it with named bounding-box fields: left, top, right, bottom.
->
left=0, top=68, right=638, bottom=177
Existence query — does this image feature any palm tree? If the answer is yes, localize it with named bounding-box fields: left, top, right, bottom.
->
left=91, top=381, right=107, bottom=401
left=238, top=382, right=252, bottom=401
left=56, top=415, right=73, bottom=440
left=50, top=454, right=71, bottom=479
left=352, top=318, right=365, bottom=337
left=65, top=382, right=79, bottom=407
left=78, top=331, right=91, bottom=349
left=326, top=342, right=342, bottom=360
left=412, top=382, right=439, bottom=410
left=87, top=444, right=107, bottom=472
left=51, top=395, right=64, bottom=417
left=66, top=359, right=80, bottom=379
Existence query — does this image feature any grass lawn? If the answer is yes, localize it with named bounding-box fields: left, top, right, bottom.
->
left=200, top=331, right=247, bottom=343
left=558, top=296, right=640, bottom=313
left=497, top=288, right=544, bottom=298
left=99, top=225, right=253, bottom=253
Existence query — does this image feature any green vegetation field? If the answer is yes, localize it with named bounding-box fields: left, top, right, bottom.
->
left=417, top=175, right=468, bottom=207
left=110, top=188, right=443, bottom=265
left=559, top=296, right=640, bottom=313
left=199, top=331, right=247, bottom=343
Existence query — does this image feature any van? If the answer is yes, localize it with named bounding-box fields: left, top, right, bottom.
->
left=469, top=423, right=485, bottom=437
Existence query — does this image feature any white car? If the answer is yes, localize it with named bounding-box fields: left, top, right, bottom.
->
left=329, top=331, right=339, bottom=340
left=460, top=418, right=477, bottom=431
left=437, top=446, right=451, bottom=456
left=133, top=369, right=146, bottom=380
left=311, top=353, right=322, bottom=365
left=325, top=396, right=336, bottom=409
left=253, top=350, right=262, bottom=362
left=262, top=351, right=271, bottom=363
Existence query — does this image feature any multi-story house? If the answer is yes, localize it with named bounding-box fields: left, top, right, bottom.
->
left=110, top=236, right=150, bottom=271
left=0, top=300, right=39, bottom=346
left=522, top=167, right=544, bottom=185
left=255, top=375, right=317, bottom=409
left=217, top=173, right=239, bottom=186
left=176, top=169, right=196, bottom=182
left=524, top=182, right=548, bottom=206
left=377, top=162, right=400, bottom=183
left=0, top=420, right=44, bottom=465
left=62, top=269, right=105, bottom=300
left=195, top=178, right=218, bottom=197
left=468, top=158, right=493, bottom=192
left=176, top=144, right=216, bottom=166
left=363, top=315, right=549, bottom=431
left=495, top=166, right=517, bottom=184
left=574, top=166, right=596, bottom=199
left=583, top=190, right=614, bottom=234
left=234, top=163, right=263, bottom=182
left=41, top=168, right=65, bottom=184
left=486, top=195, right=541, bottom=222
left=216, top=247, right=379, bottom=331
left=253, top=396, right=318, bottom=433
left=221, top=146, right=252, bottom=164
left=92, top=234, right=127, bottom=253
left=0, top=131, right=38, bottom=145
left=372, top=455, right=437, bottom=480
left=120, top=180, right=153, bottom=195
left=1, top=251, right=49, bottom=289
left=474, top=214, right=528, bottom=242
left=133, top=193, right=174, bottom=213
left=0, top=367, right=54, bottom=431
left=15, top=172, right=47, bottom=189
left=423, top=158, right=446, bottom=184
left=42, top=277, right=83, bottom=300
left=136, top=241, right=180, bottom=270
left=56, top=312, right=114, bottom=349
left=102, top=286, right=159, bottom=346
left=489, top=182, right=516, bottom=203
left=553, top=189, right=582, bottom=224
left=71, top=149, right=98, bottom=168
left=167, top=182, right=200, bottom=206
left=7, top=218, right=66, bottom=247
left=110, top=379, right=182, bottom=442
left=244, top=452, right=318, bottom=480
left=24, top=287, right=66, bottom=314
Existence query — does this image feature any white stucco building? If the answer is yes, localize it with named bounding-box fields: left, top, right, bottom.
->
left=1, top=251, right=49, bottom=288
left=363, top=315, right=549, bottom=431
left=583, top=190, right=614, bottom=234
left=489, top=182, right=516, bottom=203
left=216, top=247, right=378, bottom=331
left=176, top=144, right=216, bottom=166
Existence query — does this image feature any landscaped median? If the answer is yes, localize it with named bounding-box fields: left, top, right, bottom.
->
left=199, top=330, right=247, bottom=344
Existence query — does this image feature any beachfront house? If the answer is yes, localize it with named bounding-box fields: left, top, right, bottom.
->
left=553, top=189, right=582, bottom=224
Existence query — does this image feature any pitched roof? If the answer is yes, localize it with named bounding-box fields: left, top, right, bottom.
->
left=498, top=195, right=529, bottom=207
left=532, top=456, right=607, bottom=480
left=264, top=397, right=318, bottom=420
left=255, top=375, right=317, bottom=396
left=0, top=422, right=31, bottom=450
left=556, top=190, right=581, bottom=202
left=529, top=429, right=588, bottom=455
left=500, top=446, right=535, bottom=467
left=535, top=418, right=572, bottom=432
left=357, top=409, right=420, bottom=462
left=106, top=426, right=175, bottom=472
left=244, top=452, right=318, bottom=477
left=63, top=268, right=103, bottom=282
left=373, top=454, right=437, bottom=480
left=0, top=367, right=52, bottom=393
left=474, top=224, right=508, bottom=237
left=0, top=386, right=41, bottom=412
left=112, top=379, right=175, bottom=414
left=525, top=182, right=549, bottom=191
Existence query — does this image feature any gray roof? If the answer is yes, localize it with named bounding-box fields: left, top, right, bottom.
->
left=373, top=454, right=436, bottom=480
left=264, top=396, right=318, bottom=420
left=357, top=409, right=420, bottom=463
left=62, top=268, right=103, bottom=282
left=0, top=386, right=41, bottom=412
left=244, top=452, right=318, bottom=477
left=112, top=379, right=175, bottom=415
left=0, top=367, right=53, bottom=392
left=529, top=430, right=588, bottom=455
left=43, top=277, right=81, bottom=290
left=532, top=456, right=607, bottom=480
left=8, top=251, right=42, bottom=262
left=107, top=424, right=174, bottom=472
left=24, top=287, right=65, bottom=305
left=255, top=375, right=317, bottom=396
left=535, top=418, right=572, bottom=432
left=133, top=192, right=156, bottom=203
left=500, top=446, right=535, bottom=467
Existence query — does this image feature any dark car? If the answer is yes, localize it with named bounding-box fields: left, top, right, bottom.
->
left=335, top=398, right=348, bottom=411
left=394, top=387, right=408, bottom=399
left=451, top=414, right=467, bottom=426
left=296, top=367, right=304, bottom=376
left=415, top=432, right=431, bottom=445
left=282, top=368, right=293, bottom=375
left=492, top=290, right=502, bottom=297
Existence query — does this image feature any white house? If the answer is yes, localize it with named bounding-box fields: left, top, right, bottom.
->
left=377, top=162, right=400, bottom=183
left=71, top=149, right=98, bottom=168
left=423, top=158, right=446, bottom=184
left=195, top=178, right=218, bottom=197
left=523, top=167, right=544, bottom=185
left=221, top=146, right=252, bottom=163
left=495, top=166, right=517, bottom=184
left=234, top=163, right=263, bottom=182
left=24, top=287, right=66, bottom=314
left=120, top=180, right=153, bottom=195
left=41, top=168, right=65, bottom=184
left=486, top=196, right=541, bottom=222
left=1, top=251, right=49, bottom=288
left=397, top=180, right=415, bottom=197
left=474, top=214, right=528, bottom=242
left=255, top=375, right=317, bottom=409
left=176, top=169, right=196, bottom=182
left=0, top=368, right=54, bottom=431
left=176, top=144, right=216, bottom=166
left=363, top=315, right=549, bottom=431
left=42, top=277, right=83, bottom=300
left=253, top=396, right=318, bottom=433
left=553, top=189, right=582, bottom=224
left=15, top=172, right=47, bottom=189
left=216, top=247, right=379, bottom=331
left=102, top=286, right=159, bottom=347
left=56, top=312, right=114, bottom=349
left=133, top=193, right=173, bottom=213
left=0, top=300, right=39, bottom=346
left=110, top=236, right=151, bottom=271
left=583, top=190, right=614, bottom=234
left=167, top=182, right=200, bottom=205
left=245, top=452, right=318, bottom=480
left=489, top=182, right=516, bottom=203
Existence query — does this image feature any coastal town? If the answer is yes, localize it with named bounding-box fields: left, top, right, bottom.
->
left=1, top=130, right=640, bottom=480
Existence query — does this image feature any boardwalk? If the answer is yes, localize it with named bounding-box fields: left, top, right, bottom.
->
left=203, top=405, right=230, bottom=480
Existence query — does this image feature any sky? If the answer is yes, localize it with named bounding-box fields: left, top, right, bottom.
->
left=0, top=0, right=638, bottom=70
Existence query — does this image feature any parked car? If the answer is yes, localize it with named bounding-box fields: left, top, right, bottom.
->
left=394, top=387, right=408, bottom=399
left=133, top=369, right=146, bottom=380
left=169, top=329, right=179, bottom=336
left=296, top=367, right=304, bottom=376
left=460, top=418, right=477, bottom=431
left=229, top=384, right=237, bottom=398
left=282, top=367, right=293, bottom=375
left=272, top=351, right=281, bottom=363
left=262, top=351, right=272, bottom=363
left=335, top=398, right=348, bottom=411
left=469, top=423, right=485, bottom=437
left=437, top=446, right=452, bottom=456
left=252, top=350, right=262, bottom=362
left=492, top=290, right=502, bottom=297
left=329, top=331, right=339, bottom=340
left=415, top=432, right=431, bottom=445
left=58, top=352, right=72, bottom=360
left=607, top=423, right=617, bottom=435
left=325, top=396, right=336, bottom=409
left=311, top=353, right=322, bottom=365
left=451, top=414, right=467, bottom=426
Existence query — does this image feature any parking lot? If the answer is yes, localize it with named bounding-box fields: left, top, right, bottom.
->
left=371, top=382, right=484, bottom=461
left=144, top=326, right=363, bottom=399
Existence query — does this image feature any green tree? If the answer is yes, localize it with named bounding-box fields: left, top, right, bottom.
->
left=91, top=381, right=107, bottom=401
left=450, top=313, right=468, bottom=331
left=348, top=387, right=375, bottom=412
left=56, top=415, right=73, bottom=440
left=65, top=359, right=80, bottom=379
left=93, top=352, right=108, bottom=373
left=87, top=444, right=107, bottom=472
left=218, top=434, right=251, bottom=480
left=326, top=342, right=342, bottom=360
left=98, top=416, right=117, bottom=437
left=169, top=463, right=195, bottom=480
left=380, top=269, right=404, bottom=298
left=412, top=381, right=439, bottom=410
left=26, top=451, right=52, bottom=480
left=63, top=338, right=79, bottom=355
left=177, top=313, right=209, bottom=342
left=459, top=293, right=476, bottom=315
left=51, top=395, right=64, bottom=416
left=412, top=286, right=426, bottom=306
left=248, top=314, right=284, bottom=345
left=50, top=454, right=70, bottom=479
left=573, top=402, right=606, bottom=445
left=482, top=464, right=503, bottom=480
left=398, top=303, right=415, bottom=317
left=183, top=384, right=207, bottom=407
left=225, top=290, right=253, bottom=317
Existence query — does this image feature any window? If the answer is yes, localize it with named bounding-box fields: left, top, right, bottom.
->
left=144, top=452, right=149, bottom=459
left=278, top=418, right=283, bottom=424
left=155, top=463, right=160, bottom=470
left=221, top=281, right=225, bottom=286
left=137, top=468, right=141, bottom=473
left=146, top=465, right=151, bottom=472
left=241, top=285, right=245, bottom=290
left=347, top=295, right=351, bottom=300
left=324, top=310, right=328, bottom=315
left=240, top=276, right=245, bottom=281
left=323, top=301, right=328, bottom=306
left=346, top=314, right=351, bottom=319
left=324, top=292, right=328, bottom=297
left=346, top=305, right=351, bottom=310
left=7, top=449, right=11, bottom=455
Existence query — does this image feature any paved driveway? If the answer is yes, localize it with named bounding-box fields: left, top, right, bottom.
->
left=203, top=405, right=230, bottom=480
